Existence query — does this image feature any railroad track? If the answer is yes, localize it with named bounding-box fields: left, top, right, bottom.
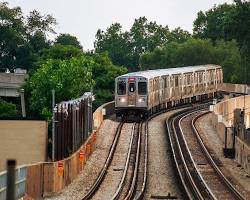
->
left=166, top=105, right=245, bottom=200
left=81, top=122, right=124, bottom=200
left=81, top=121, right=148, bottom=200
left=112, top=122, right=140, bottom=199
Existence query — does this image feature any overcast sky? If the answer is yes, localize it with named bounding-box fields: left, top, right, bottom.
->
left=7, top=0, right=233, bottom=50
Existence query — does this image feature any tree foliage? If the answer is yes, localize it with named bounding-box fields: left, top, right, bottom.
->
left=91, top=52, right=127, bottom=108
left=193, top=0, right=250, bottom=50
left=193, top=0, right=250, bottom=83
left=26, top=49, right=127, bottom=117
left=26, top=10, right=56, bottom=35
left=0, top=2, right=56, bottom=70
left=95, top=23, right=131, bottom=69
left=95, top=17, right=191, bottom=71
left=193, top=3, right=234, bottom=40
left=38, top=44, right=83, bottom=61
left=0, top=98, right=18, bottom=117
left=27, top=56, right=94, bottom=117
left=55, top=33, right=82, bottom=49
left=140, top=38, right=242, bottom=83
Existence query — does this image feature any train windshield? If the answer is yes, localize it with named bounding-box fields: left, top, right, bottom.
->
left=138, top=82, right=147, bottom=95
left=129, top=82, right=136, bottom=92
left=117, top=81, right=126, bottom=95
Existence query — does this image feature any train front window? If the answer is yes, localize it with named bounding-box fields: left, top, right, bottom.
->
left=138, top=82, right=147, bottom=95
left=117, top=81, right=126, bottom=95
left=129, top=82, right=135, bottom=92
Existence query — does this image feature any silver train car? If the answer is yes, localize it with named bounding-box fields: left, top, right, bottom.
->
left=115, top=64, right=223, bottom=119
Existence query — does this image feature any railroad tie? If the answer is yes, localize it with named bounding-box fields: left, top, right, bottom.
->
left=151, top=193, right=178, bottom=199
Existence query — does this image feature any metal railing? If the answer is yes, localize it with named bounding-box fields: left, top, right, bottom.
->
left=53, top=92, right=93, bottom=161
left=0, top=165, right=27, bottom=200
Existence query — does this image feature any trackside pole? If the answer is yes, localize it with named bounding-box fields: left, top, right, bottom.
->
left=52, top=89, right=55, bottom=161
left=6, top=159, right=16, bottom=200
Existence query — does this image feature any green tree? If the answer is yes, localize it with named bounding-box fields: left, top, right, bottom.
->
left=0, top=2, right=27, bottom=70
left=38, top=44, right=83, bottom=61
left=193, top=0, right=250, bottom=83
left=0, top=98, right=18, bottom=117
left=129, top=17, right=171, bottom=70
left=0, top=2, right=56, bottom=70
left=94, top=17, right=190, bottom=71
left=168, top=27, right=191, bottom=43
left=26, top=9, right=56, bottom=52
left=55, top=33, right=82, bottom=49
left=140, top=38, right=242, bottom=83
left=193, top=3, right=233, bottom=40
left=91, top=52, right=127, bottom=108
left=27, top=56, right=94, bottom=117
left=174, top=39, right=215, bottom=66
left=214, top=40, right=242, bottom=83
left=95, top=23, right=131, bottom=69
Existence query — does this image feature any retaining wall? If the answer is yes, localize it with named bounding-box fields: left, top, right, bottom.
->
left=0, top=120, right=48, bottom=172
left=235, top=138, right=250, bottom=174
left=219, top=83, right=250, bottom=94
left=212, top=95, right=250, bottom=174
left=24, top=101, right=115, bottom=199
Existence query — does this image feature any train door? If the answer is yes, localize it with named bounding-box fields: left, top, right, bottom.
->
left=128, top=78, right=136, bottom=106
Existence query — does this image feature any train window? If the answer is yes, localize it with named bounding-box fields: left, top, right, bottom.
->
left=138, top=82, right=147, bottom=95
left=175, top=76, right=179, bottom=87
left=187, top=74, right=191, bottom=85
left=117, top=81, right=126, bottom=95
left=129, top=82, right=136, bottom=92
left=199, top=72, right=203, bottom=83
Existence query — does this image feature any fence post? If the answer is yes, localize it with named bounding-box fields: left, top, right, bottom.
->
left=52, top=89, right=55, bottom=161
left=6, top=160, right=16, bottom=200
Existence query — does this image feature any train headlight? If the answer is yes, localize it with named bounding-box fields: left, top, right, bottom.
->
left=119, top=97, right=126, bottom=102
left=138, top=98, right=145, bottom=103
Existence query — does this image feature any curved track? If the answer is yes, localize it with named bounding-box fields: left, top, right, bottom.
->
left=81, top=121, right=148, bottom=200
left=81, top=122, right=124, bottom=200
left=166, top=105, right=245, bottom=200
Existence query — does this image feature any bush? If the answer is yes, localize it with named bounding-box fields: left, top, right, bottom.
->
left=0, top=99, right=18, bottom=117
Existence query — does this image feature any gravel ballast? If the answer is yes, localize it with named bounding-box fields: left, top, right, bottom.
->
left=145, top=110, right=185, bottom=199
left=196, top=113, right=250, bottom=198
left=44, top=118, right=120, bottom=200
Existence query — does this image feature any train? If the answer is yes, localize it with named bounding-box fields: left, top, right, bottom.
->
left=115, top=64, right=223, bottom=119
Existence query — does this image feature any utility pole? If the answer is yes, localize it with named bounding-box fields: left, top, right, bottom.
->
left=52, top=89, right=55, bottom=161
left=243, top=62, right=247, bottom=127
left=20, top=88, right=26, bottom=118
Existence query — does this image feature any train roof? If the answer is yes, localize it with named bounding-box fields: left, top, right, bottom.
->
left=117, top=64, right=221, bottom=79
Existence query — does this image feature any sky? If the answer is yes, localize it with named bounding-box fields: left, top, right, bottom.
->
left=7, top=0, right=233, bottom=50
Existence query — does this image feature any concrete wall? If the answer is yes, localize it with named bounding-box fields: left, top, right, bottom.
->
left=93, top=101, right=115, bottom=130
left=0, top=72, right=28, bottom=97
left=0, top=120, right=48, bottom=172
left=219, top=83, right=250, bottom=94
left=212, top=95, right=250, bottom=174
left=213, top=95, right=250, bottom=128
left=235, top=138, right=250, bottom=174
left=24, top=101, right=115, bottom=199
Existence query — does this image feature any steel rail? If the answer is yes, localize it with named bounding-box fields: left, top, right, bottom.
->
left=165, top=103, right=212, bottom=199
left=192, top=111, right=245, bottom=200
left=166, top=115, right=194, bottom=199
left=111, top=123, right=137, bottom=200
left=124, top=122, right=143, bottom=200
left=81, top=122, right=124, bottom=200
left=178, top=111, right=217, bottom=200
left=134, top=104, right=195, bottom=199
left=132, top=105, right=193, bottom=199
left=134, top=120, right=148, bottom=200
left=171, top=111, right=204, bottom=199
